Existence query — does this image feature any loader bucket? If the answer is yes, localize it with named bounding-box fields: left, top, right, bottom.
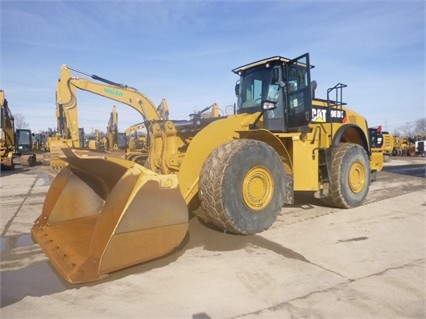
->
left=31, top=149, right=188, bottom=284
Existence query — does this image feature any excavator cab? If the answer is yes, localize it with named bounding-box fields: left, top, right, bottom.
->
left=16, top=129, right=33, bottom=153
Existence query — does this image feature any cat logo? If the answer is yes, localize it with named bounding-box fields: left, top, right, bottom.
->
left=312, top=108, right=327, bottom=122
left=312, top=107, right=346, bottom=123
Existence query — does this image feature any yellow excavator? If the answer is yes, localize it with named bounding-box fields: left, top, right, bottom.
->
left=47, top=68, right=169, bottom=169
left=1, top=90, right=37, bottom=169
left=106, top=105, right=127, bottom=152
left=47, top=82, right=81, bottom=169
left=86, top=129, right=106, bottom=150
left=32, top=54, right=382, bottom=283
left=124, top=122, right=149, bottom=164
left=106, top=105, right=119, bottom=151
left=124, top=103, right=221, bottom=165
left=1, top=90, right=15, bottom=169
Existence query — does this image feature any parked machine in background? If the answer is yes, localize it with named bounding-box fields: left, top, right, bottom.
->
left=32, top=54, right=382, bottom=284
left=381, top=131, right=394, bottom=162
left=393, top=136, right=416, bottom=156
left=125, top=122, right=148, bottom=164
left=15, top=128, right=37, bottom=166
left=47, top=78, right=82, bottom=168
left=124, top=103, right=221, bottom=165
left=32, top=132, right=46, bottom=151
left=87, top=129, right=106, bottom=150
left=1, top=90, right=36, bottom=169
left=415, top=140, right=425, bottom=156
left=105, top=105, right=127, bottom=153
left=106, top=105, right=119, bottom=151
left=1, top=90, right=15, bottom=169
left=368, top=126, right=384, bottom=172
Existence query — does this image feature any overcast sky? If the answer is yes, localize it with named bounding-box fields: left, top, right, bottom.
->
left=1, top=0, right=424, bottom=134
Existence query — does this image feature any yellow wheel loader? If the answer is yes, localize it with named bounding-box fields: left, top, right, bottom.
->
left=32, top=53, right=381, bottom=283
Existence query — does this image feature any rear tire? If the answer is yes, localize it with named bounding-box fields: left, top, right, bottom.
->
left=199, top=139, right=285, bottom=235
left=322, top=143, right=370, bottom=208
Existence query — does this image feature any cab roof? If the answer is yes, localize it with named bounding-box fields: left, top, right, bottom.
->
left=232, top=54, right=314, bottom=75
left=232, top=56, right=290, bottom=74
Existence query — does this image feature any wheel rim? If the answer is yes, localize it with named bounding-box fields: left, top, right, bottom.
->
left=348, top=161, right=366, bottom=193
left=242, top=166, right=274, bottom=211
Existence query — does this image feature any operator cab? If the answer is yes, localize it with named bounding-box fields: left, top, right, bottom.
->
left=233, top=53, right=312, bottom=132
left=368, top=127, right=384, bottom=149
left=16, top=129, right=33, bottom=153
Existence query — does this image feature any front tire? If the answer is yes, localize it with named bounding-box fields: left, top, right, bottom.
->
left=199, top=139, right=286, bottom=234
left=323, top=143, right=370, bottom=208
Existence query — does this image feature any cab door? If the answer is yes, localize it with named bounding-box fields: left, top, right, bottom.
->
left=285, top=53, right=312, bottom=130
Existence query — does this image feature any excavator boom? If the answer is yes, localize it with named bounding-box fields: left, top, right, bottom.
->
left=49, top=65, right=168, bottom=168
left=59, top=65, right=164, bottom=122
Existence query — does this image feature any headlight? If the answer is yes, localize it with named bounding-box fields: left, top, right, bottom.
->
left=262, top=100, right=277, bottom=110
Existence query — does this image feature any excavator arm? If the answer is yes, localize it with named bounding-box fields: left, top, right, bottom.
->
left=58, top=65, right=165, bottom=123
left=124, top=122, right=149, bottom=163
left=125, top=122, right=145, bottom=136
left=50, top=65, right=169, bottom=168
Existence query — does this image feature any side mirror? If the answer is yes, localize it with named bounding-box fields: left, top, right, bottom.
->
left=272, top=67, right=280, bottom=83
left=234, top=83, right=240, bottom=96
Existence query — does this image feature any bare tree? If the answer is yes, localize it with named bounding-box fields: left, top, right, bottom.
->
left=392, top=128, right=401, bottom=137
left=13, top=113, right=29, bottom=129
left=399, top=121, right=414, bottom=137
left=414, top=118, right=426, bottom=135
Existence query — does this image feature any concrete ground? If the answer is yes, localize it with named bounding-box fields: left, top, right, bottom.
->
left=0, top=158, right=425, bottom=318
